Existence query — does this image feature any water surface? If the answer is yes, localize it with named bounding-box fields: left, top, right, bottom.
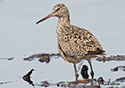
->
left=0, top=0, right=125, bottom=88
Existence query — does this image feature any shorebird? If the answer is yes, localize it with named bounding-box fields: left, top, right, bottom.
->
left=36, top=4, right=105, bottom=80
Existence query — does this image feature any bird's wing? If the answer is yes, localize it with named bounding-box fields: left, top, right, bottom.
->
left=58, top=25, right=105, bottom=57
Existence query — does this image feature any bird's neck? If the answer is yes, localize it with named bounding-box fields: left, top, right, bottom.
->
left=57, top=15, right=70, bottom=29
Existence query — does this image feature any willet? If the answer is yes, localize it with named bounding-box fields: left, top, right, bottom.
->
left=36, top=4, right=105, bottom=80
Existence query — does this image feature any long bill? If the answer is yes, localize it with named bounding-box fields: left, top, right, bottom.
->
left=36, top=13, right=53, bottom=24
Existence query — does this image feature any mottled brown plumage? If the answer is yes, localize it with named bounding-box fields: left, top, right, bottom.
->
left=36, top=4, right=105, bottom=80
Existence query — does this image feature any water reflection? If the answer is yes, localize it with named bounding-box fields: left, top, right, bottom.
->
left=24, top=53, right=60, bottom=63
left=23, top=69, right=35, bottom=86
left=111, top=66, right=125, bottom=72
left=0, top=0, right=125, bottom=88
left=115, top=77, right=125, bottom=83
left=81, top=65, right=89, bottom=79
left=22, top=56, right=125, bottom=87
left=96, top=55, right=125, bottom=62
left=22, top=68, right=122, bottom=88
left=0, top=57, right=14, bottom=61
left=0, top=81, right=13, bottom=85
left=24, top=53, right=125, bottom=78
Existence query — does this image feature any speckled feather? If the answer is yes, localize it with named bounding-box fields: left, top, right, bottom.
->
left=36, top=4, right=105, bottom=63
left=35, top=4, right=104, bottom=80
left=55, top=4, right=105, bottom=63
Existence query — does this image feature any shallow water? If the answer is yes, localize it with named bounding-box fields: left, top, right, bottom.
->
left=0, top=0, right=125, bottom=88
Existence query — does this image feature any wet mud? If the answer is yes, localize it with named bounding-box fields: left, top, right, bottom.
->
left=96, top=55, right=125, bottom=62
left=22, top=68, right=123, bottom=88
left=0, top=57, right=14, bottom=61
left=23, top=53, right=125, bottom=63
left=0, top=53, right=125, bottom=88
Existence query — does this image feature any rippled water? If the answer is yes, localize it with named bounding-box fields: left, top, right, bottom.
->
left=0, top=0, right=125, bottom=88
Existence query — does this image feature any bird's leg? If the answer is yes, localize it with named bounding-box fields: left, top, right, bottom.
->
left=73, top=63, right=79, bottom=81
left=87, top=59, right=94, bottom=79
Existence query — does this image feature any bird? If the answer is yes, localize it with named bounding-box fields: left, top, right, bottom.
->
left=36, top=4, right=105, bottom=80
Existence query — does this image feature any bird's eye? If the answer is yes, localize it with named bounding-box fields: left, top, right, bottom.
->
left=56, top=8, right=60, bottom=11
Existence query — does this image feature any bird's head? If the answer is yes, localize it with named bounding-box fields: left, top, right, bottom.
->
left=36, top=4, right=69, bottom=24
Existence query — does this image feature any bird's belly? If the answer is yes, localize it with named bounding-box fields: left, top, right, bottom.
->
left=58, top=45, right=83, bottom=63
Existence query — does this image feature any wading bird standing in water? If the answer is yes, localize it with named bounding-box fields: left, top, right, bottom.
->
left=36, top=4, right=105, bottom=80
